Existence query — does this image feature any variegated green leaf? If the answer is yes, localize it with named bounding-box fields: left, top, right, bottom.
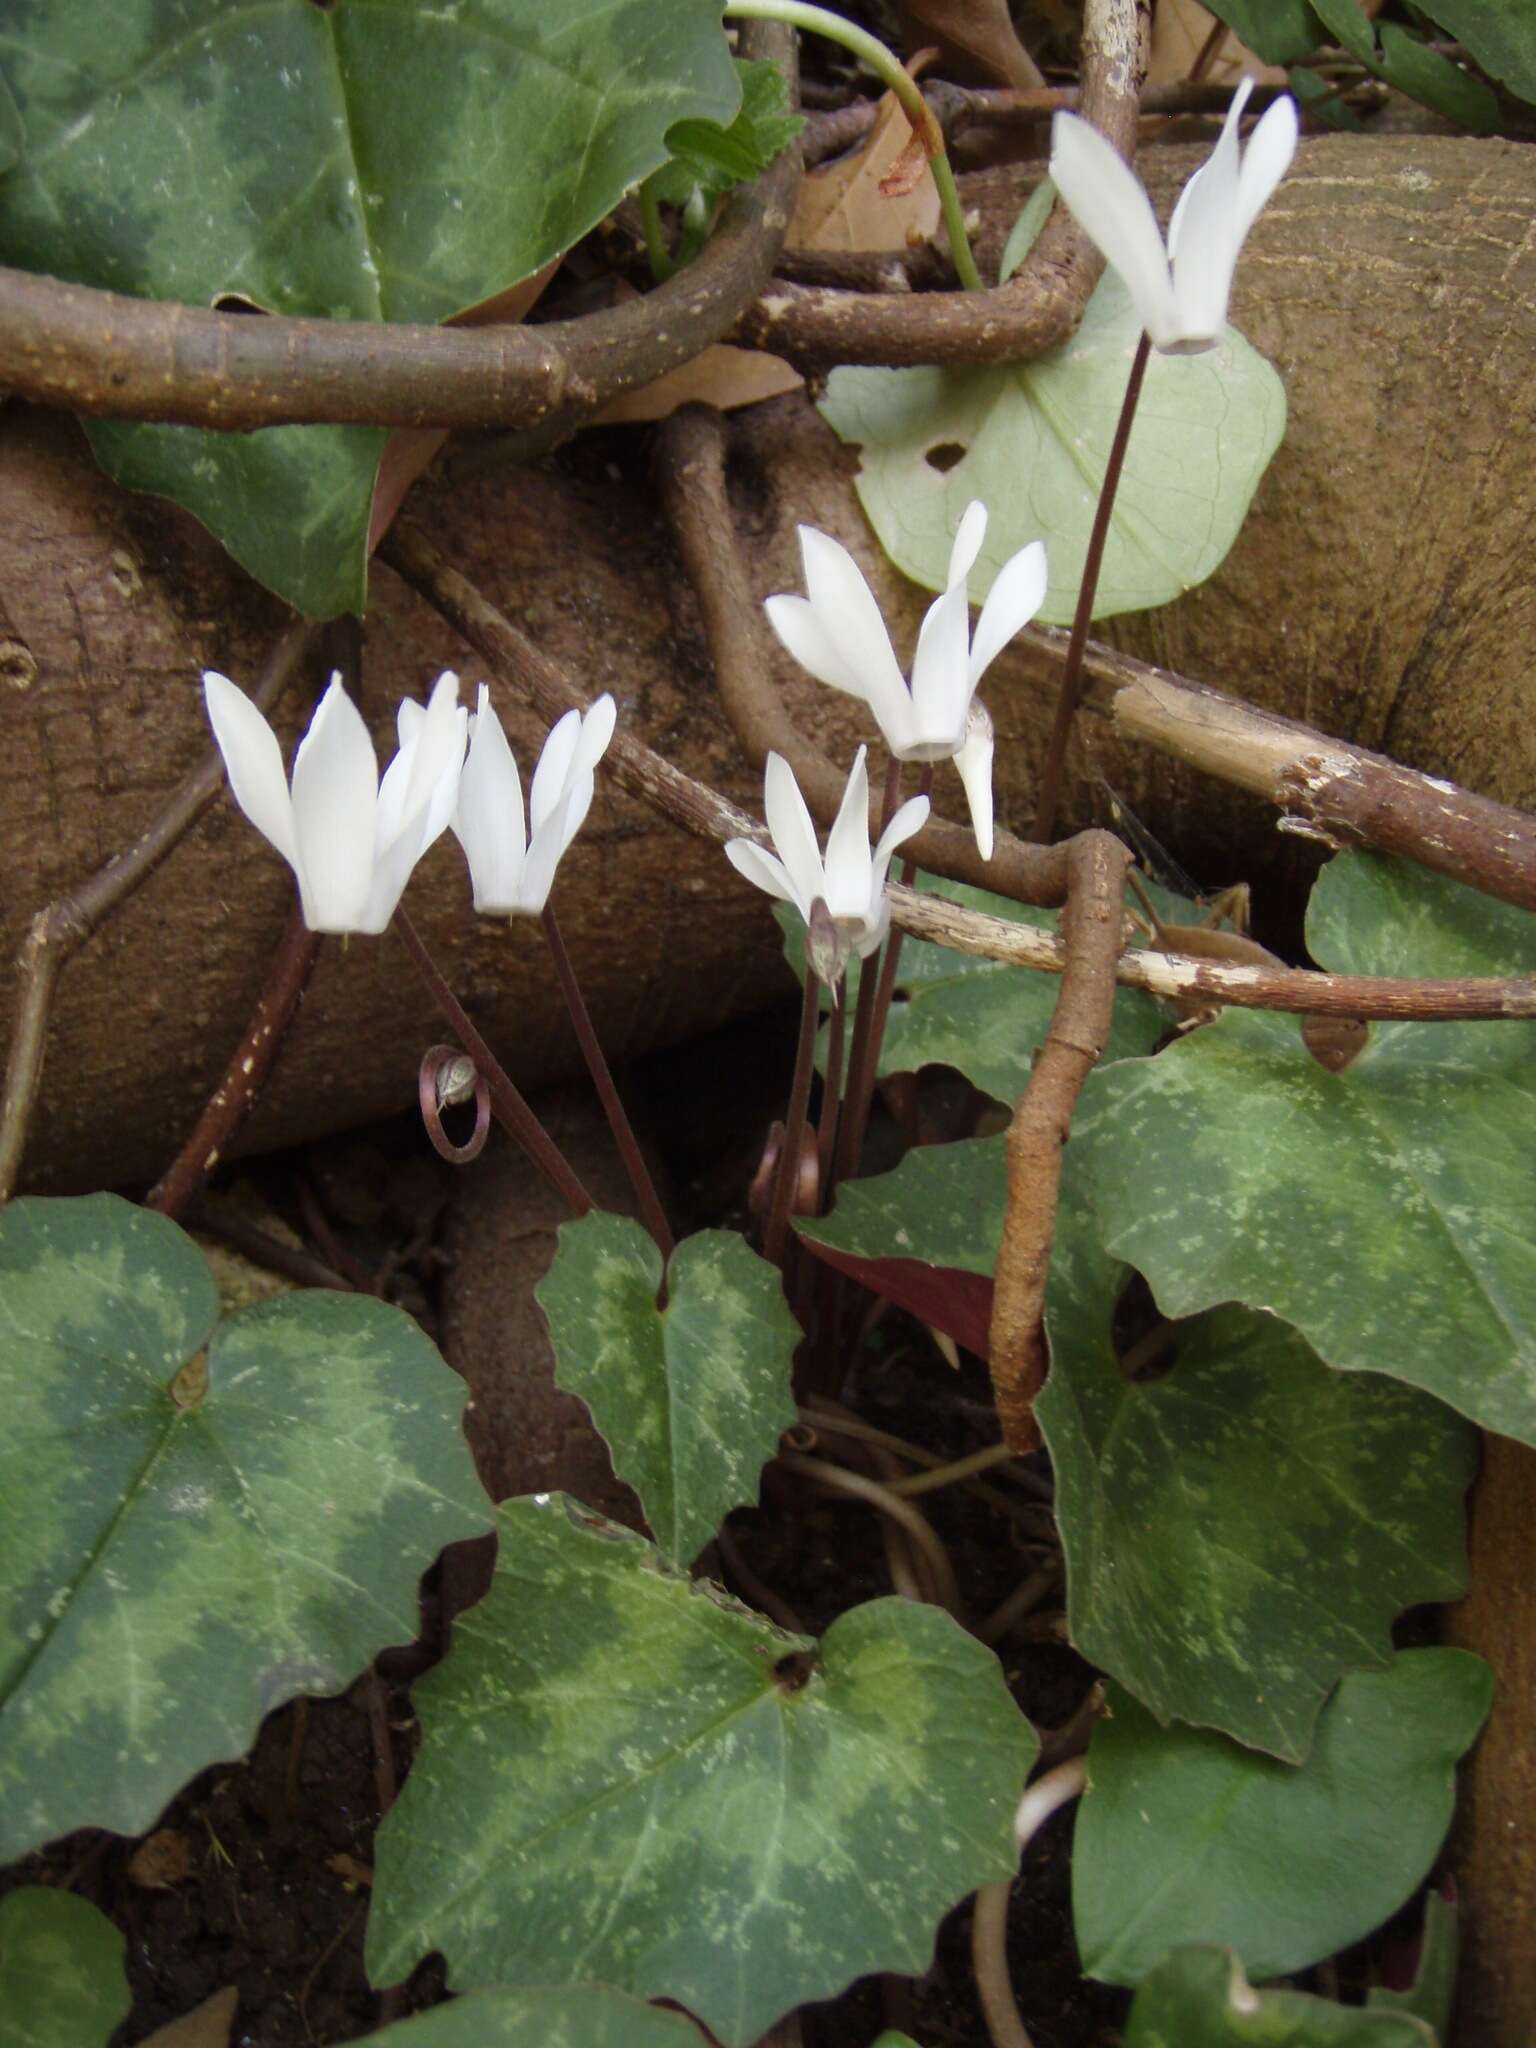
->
left=0, top=1890, right=130, bottom=2048
left=0, top=0, right=739, bottom=613
left=354, top=1985, right=707, bottom=2046
left=1075, top=852, right=1536, bottom=1444
left=368, top=1495, right=1037, bottom=2047
left=1126, top=1947, right=1437, bottom=2048
left=536, top=1216, right=800, bottom=1567
left=1074, top=1653, right=1492, bottom=1986
left=0, top=1194, right=492, bottom=1860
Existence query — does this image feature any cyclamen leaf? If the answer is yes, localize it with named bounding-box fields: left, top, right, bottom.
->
left=818, top=266, right=1285, bottom=627
left=1195, top=2, right=1326, bottom=65
left=0, top=1194, right=492, bottom=1860
left=1413, top=0, right=1536, bottom=102
left=0, top=1, right=739, bottom=614
left=368, top=1495, right=1036, bottom=2047
left=1074, top=1653, right=1492, bottom=1986
left=0, top=1890, right=130, bottom=2048
left=1367, top=1887, right=1459, bottom=2038
left=353, top=1985, right=708, bottom=2046
left=536, top=1215, right=800, bottom=1568
left=653, top=58, right=803, bottom=204
left=1125, top=1947, right=1436, bottom=2048
left=1074, top=852, right=1536, bottom=1445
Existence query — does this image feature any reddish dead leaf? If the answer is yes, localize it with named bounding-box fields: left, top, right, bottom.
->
left=789, top=88, right=940, bottom=253
left=797, top=1236, right=995, bottom=1360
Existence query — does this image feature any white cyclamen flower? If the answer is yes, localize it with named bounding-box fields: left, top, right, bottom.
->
left=428, top=686, right=616, bottom=916
left=724, top=746, right=929, bottom=971
left=764, top=502, right=1045, bottom=860
left=202, top=668, right=467, bottom=934
left=1049, top=77, right=1298, bottom=355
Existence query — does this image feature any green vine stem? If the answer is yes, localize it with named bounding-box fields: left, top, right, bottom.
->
left=638, top=176, right=675, bottom=284
left=722, top=0, right=986, bottom=292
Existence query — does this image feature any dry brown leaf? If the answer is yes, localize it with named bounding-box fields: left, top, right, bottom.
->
left=328, top=1851, right=375, bottom=1889
left=594, top=344, right=802, bottom=424
left=127, top=1827, right=195, bottom=1890
left=788, top=88, right=942, bottom=254
left=1147, top=0, right=1288, bottom=88
left=897, top=0, right=1046, bottom=89
left=137, top=1986, right=240, bottom=2048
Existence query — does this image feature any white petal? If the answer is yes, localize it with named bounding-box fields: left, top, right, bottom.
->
left=360, top=823, right=427, bottom=933
left=763, top=751, right=827, bottom=911
left=969, top=540, right=1047, bottom=686
left=516, top=789, right=581, bottom=915
left=1232, top=92, right=1298, bottom=249
left=1170, top=79, right=1247, bottom=341
left=725, top=837, right=803, bottom=913
left=1167, top=77, right=1252, bottom=260
left=455, top=688, right=527, bottom=911
left=764, top=594, right=869, bottom=699
left=947, top=500, right=988, bottom=587
left=871, top=792, right=930, bottom=890
left=852, top=899, right=892, bottom=959
left=289, top=679, right=378, bottom=932
left=573, top=695, right=617, bottom=775
left=397, top=670, right=454, bottom=750
left=202, top=670, right=299, bottom=869
left=529, top=709, right=583, bottom=834
left=954, top=704, right=996, bottom=860
left=1050, top=111, right=1183, bottom=349
left=822, top=747, right=875, bottom=922
left=907, top=580, right=974, bottom=751
left=798, top=526, right=915, bottom=745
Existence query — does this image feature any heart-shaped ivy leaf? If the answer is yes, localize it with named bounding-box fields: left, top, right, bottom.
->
left=368, top=1495, right=1036, bottom=2047
left=0, top=1194, right=492, bottom=1859
left=0, top=1890, right=130, bottom=2048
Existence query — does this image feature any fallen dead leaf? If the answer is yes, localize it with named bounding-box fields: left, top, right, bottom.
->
left=1147, top=0, right=1288, bottom=89
left=328, top=1851, right=375, bottom=1889
left=789, top=88, right=942, bottom=253
left=898, top=0, right=1045, bottom=89
left=137, top=1985, right=239, bottom=2048
left=127, top=1828, right=195, bottom=1890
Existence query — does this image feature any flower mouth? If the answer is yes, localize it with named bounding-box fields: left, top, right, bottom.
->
left=900, top=735, right=964, bottom=764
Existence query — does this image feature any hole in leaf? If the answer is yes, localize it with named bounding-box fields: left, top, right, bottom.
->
left=924, top=442, right=966, bottom=474
left=211, top=292, right=266, bottom=315
left=771, top=1650, right=818, bottom=1694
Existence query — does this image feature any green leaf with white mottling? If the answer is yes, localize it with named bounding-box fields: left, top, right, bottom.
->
left=1038, top=1265, right=1476, bottom=1761
left=1075, top=1652, right=1492, bottom=1987
left=0, top=1890, right=130, bottom=2048
left=1125, top=1947, right=1437, bottom=2048
left=652, top=58, right=803, bottom=205
left=1074, top=852, right=1536, bottom=1444
left=368, top=1495, right=1037, bottom=2047
left=0, top=1193, right=492, bottom=1860
left=0, top=0, right=738, bottom=613
left=354, top=1985, right=707, bottom=2046
left=536, top=1216, right=799, bottom=1568
left=818, top=267, right=1285, bottom=627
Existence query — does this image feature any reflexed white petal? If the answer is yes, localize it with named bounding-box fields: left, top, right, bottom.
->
left=573, top=695, right=617, bottom=776
left=798, top=526, right=913, bottom=739
left=378, top=676, right=465, bottom=856
left=396, top=670, right=455, bottom=751
left=969, top=540, right=1047, bottom=686
left=947, top=500, right=988, bottom=587
left=202, top=670, right=299, bottom=869
left=518, top=790, right=580, bottom=915
left=360, top=824, right=426, bottom=934
left=763, top=752, right=827, bottom=912
left=954, top=705, right=996, bottom=860
left=908, top=580, right=974, bottom=750
left=529, top=709, right=583, bottom=833
left=823, top=746, right=875, bottom=922
left=1232, top=92, right=1298, bottom=249
left=290, top=679, right=378, bottom=932
left=1050, top=111, right=1182, bottom=348
left=725, top=836, right=803, bottom=912
left=1167, top=77, right=1250, bottom=262
left=871, top=792, right=929, bottom=890
left=852, top=897, right=892, bottom=959
left=455, top=688, right=527, bottom=911
left=1170, top=85, right=1247, bottom=340
left=763, top=594, right=869, bottom=699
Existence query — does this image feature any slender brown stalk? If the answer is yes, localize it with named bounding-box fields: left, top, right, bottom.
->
left=1032, top=331, right=1153, bottom=842
left=392, top=908, right=595, bottom=1218
left=146, top=899, right=320, bottom=1219
left=542, top=904, right=673, bottom=1261
left=831, top=756, right=904, bottom=1192
left=766, top=964, right=823, bottom=1269
left=0, top=617, right=320, bottom=1204
left=972, top=1759, right=1089, bottom=2048
left=777, top=1450, right=963, bottom=1617
left=815, top=987, right=846, bottom=1192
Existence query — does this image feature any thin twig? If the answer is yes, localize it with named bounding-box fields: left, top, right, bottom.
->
left=888, top=1440, right=1018, bottom=1496
left=0, top=617, right=320, bottom=1204
left=392, top=908, right=596, bottom=1218
left=778, top=1448, right=964, bottom=1617
left=0, top=26, right=796, bottom=432
left=542, top=903, right=673, bottom=1261
left=1032, top=331, right=1152, bottom=843
left=734, top=0, right=1145, bottom=373
left=182, top=1197, right=356, bottom=1293
left=766, top=964, right=822, bottom=1268
left=989, top=831, right=1131, bottom=1451
left=976, top=1559, right=1062, bottom=1645
left=146, top=898, right=320, bottom=1219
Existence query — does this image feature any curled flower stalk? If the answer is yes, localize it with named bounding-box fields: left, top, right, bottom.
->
left=203, top=668, right=467, bottom=934
left=765, top=508, right=1038, bottom=861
